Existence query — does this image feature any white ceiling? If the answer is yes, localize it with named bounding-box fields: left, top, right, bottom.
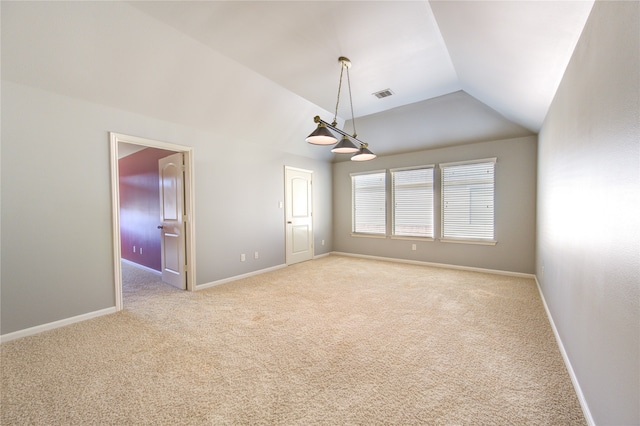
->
left=2, top=1, right=595, bottom=160
left=129, top=0, right=594, bottom=134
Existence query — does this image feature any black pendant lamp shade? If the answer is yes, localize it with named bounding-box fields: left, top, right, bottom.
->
left=331, top=136, right=359, bottom=153
left=351, top=145, right=376, bottom=161
left=306, top=123, right=338, bottom=145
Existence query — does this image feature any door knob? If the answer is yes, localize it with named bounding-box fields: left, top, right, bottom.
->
left=287, top=221, right=292, bottom=224
left=157, top=225, right=164, bottom=229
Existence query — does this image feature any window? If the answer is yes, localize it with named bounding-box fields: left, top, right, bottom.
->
left=351, top=171, right=386, bottom=235
left=441, top=158, right=496, bottom=243
left=391, top=166, right=434, bottom=238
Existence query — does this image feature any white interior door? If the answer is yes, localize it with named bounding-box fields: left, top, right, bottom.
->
left=285, top=167, right=314, bottom=265
left=159, top=153, right=186, bottom=289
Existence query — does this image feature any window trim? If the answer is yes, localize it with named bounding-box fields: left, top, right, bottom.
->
left=390, top=235, right=435, bottom=242
left=439, top=157, right=496, bottom=168
left=439, top=238, right=497, bottom=246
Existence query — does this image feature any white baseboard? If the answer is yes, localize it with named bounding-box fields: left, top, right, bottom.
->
left=313, top=252, right=332, bottom=260
left=533, top=276, right=595, bottom=426
left=330, top=251, right=535, bottom=279
left=196, top=264, right=287, bottom=291
left=0, top=306, right=117, bottom=344
left=2, top=263, right=287, bottom=342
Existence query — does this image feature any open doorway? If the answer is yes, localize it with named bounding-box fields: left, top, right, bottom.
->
left=109, top=132, right=196, bottom=311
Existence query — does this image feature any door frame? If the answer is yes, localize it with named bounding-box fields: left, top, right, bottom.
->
left=284, top=166, right=314, bottom=265
left=109, top=132, right=197, bottom=311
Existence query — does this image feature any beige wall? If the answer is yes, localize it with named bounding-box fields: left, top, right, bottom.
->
left=537, top=1, right=639, bottom=424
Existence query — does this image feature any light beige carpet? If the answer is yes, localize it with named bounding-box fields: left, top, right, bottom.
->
left=1, top=255, right=585, bottom=425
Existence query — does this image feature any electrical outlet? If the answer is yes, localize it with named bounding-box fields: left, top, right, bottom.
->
left=254, top=251, right=259, bottom=259
left=322, top=240, right=325, bottom=246
left=241, top=254, right=246, bottom=262
left=140, top=247, right=143, bottom=255
left=541, top=266, right=545, bottom=278
left=412, top=244, right=417, bottom=251
left=133, top=246, right=136, bottom=253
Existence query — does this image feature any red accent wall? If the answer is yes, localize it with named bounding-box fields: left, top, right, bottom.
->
left=119, top=148, right=176, bottom=271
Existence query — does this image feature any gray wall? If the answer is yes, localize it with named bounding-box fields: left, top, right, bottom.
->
left=0, top=81, right=333, bottom=335
left=537, top=1, right=639, bottom=424
left=0, top=0, right=334, bottom=335
left=333, top=135, right=537, bottom=274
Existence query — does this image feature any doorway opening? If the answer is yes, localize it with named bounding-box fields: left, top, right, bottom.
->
left=109, top=132, right=196, bottom=311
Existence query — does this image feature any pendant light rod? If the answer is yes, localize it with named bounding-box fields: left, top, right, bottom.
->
left=312, top=115, right=369, bottom=149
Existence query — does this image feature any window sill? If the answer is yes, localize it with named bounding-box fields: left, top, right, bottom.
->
left=440, top=238, right=497, bottom=246
left=391, top=236, right=435, bottom=242
left=351, top=233, right=387, bottom=239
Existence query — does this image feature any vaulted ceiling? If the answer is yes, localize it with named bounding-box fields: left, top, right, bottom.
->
left=129, top=0, right=594, bottom=154
left=132, top=1, right=593, bottom=143
left=132, top=1, right=593, bottom=132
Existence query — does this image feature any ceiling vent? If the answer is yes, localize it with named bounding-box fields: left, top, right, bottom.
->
left=373, top=89, right=394, bottom=99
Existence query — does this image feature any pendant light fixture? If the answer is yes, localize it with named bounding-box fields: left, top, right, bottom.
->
left=306, top=57, right=376, bottom=161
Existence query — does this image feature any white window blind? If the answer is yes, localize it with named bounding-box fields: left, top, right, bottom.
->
left=391, top=166, right=434, bottom=238
left=441, top=159, right=496, bottom=241
left=352, top=171, right=386, bottom=235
